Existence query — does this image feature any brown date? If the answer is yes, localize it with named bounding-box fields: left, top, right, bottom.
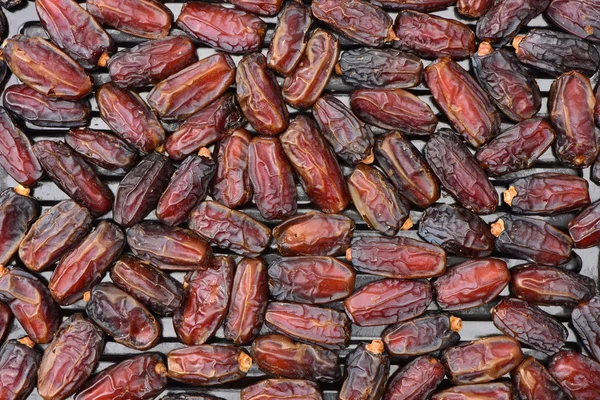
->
left=548, top=351, right=600, bottom=399
left=0, top=302, right=11, bottom=343
left=273, top=212, right=354, bottom=257
left=491, top=215, right=573, bottom=266
left=282, top=29, right=339, bottom=109
left=433, top=258, right=509, bottom=310
left=110, top=255, right=184, bottom=316
left=339, top=340, right=389, bottom=400
left=425, top=60, right=501, bottom=149
left=75, top=353, right=167, bottom=400
left=512, top=356, right=570, bottom=400
left=457, top=0, right=494, bottom=17
left=546, top=0, right=600, bottom=43
left=86, top=0, right=172, bottom=39
left=432, top=382, right=516, bottom=400
left=168, top=345, right=252, bottom=386
left=280, top=116, right=349, bottom=214
left=49, top=220, right=125, bottom=305
left=189, top=201, right=271, bottom=257
left=2, top=35, right=92, bottom=100
left=267, top=2, right=311, bottom=75
left=65, top=128, right=137, bottom=171
left=476, top=0, right=550, bottom=44
left=0, top=338, right=41, bottom=400
left=268, top=256, right=355, bottom=304
left=394, top=11, right=475, bottom=59
left=382, top=312, right=462, bottom=357
left=251, top=333, right=341, bottom=382
left=228, top=0, right=282, bottom=16
left=348, top=236, right=446, bottom=279
left=242, top=379, right=323, bottom=400
left=164, top=396, right=225, bottom=400
left=113, top=152, right=175, bottom=227
left=223, top=257, right=268, bottom=345
left=383, top=355, right=446, bottom=400
left=0, top=188, right=38, bottom=266
left=173, top=256, right=234, bottom=345
left=369, top=0, right=455, bottom=10
left=37, top=314, right=104, bottom=400
left=344, top=278, right=432, bottom=326
left=85, top=282, right=161, bottom=350
left=0, top=267, right=60, bottom=344
left=572, top=297, right=600, bottom=361
left=108, top=36, right=197, bottom=88
left=147, top=53, right=236, bottom=121
left=569, top=200, right=600, bottom=248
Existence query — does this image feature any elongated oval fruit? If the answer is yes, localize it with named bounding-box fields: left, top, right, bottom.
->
left=339, top=341, right=389, bottom=400
left=569, top=200, right=600, bottom=248
left=572, top=297, right=600, bottom=362
left=376, top=0, right=455, bottom=10
left=0, top=338, right=41, bottom=400
left=548, top=351, right=600, bottom=399
left=65, top=128, right=137, bottom=171
left=547, top=0, right=600, bottom=43
left=242, top=379, right=323, bottom=400
left=432, top=382, right=516, bottom=400
left=229, top=0, right=283, bottom=16
left=476, top=0, right=550, bottom=44
left=0, top=188, right=39, bottom=267
left=0, top=303, right=12, bottom=344
left=457, top=0, right=494, bottom=17
left=383, top=355, right=446, bottom=400
left=512, top=357, right=570, bottom=400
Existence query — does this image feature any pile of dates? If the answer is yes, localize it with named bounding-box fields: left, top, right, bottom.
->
left=2, top=0, right=600, bottom=398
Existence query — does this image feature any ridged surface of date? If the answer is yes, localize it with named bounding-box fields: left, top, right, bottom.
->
left=267, top=2, right=311, bottom=75
left=572, top=297, right=600, bottom=361
left=0, top=188, right=38, bottom=267
left=339, top=341, right=389, bottom=400
left=546, top=0, right=600, bottom=43
left=242, top=379, right=323, bottom=400
left=0, top=338, right=41, bottom=400
left=229, top=0, right=282, bottom=16
left=548, top=351, right=600, bottom=399
left=0, top=303, right=11, bottom=344
left=569, top=200, right=600, bottom=248
left=512, top=356, right=570, bottom=400
left=432, top=382, right=515, bottom=400
left=476, top=0, right=550, bottom=43
left=457, top=0, right=493, bottom=17
left=65, top=128, right=137, bottom=171
left=383, top=355, right=446, bottom=400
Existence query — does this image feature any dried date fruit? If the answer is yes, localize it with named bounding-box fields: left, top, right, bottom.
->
left=242, top=379, right=323, bottom=400
left=457, top=0, right=494, bottom=17
left=37, top=314, right=103, bottom=400
left=0, top=188, right=38, bottom=266
left=569, top=200, right=600, bottom=248
left=548, top=351, right=600, bottom=399
left=372, top=0, right=455, bottom=10
left=65, top=128, right=137, bottom=171
left=339, top=341, right=389, bottom=400
left=267, top=2, right=311, bottom=75
left=433, top=258, right=509, bottom=310
left=49, top=221, right=125, bottom=305
left=168, top=345, right=252, bottom=386
left=491, top=215, right=573, bottom=266
left=476, top=0, right=550, bottom=44
left=229, top=0, right=282, bottom=16
left=512, top=356, right=570, bottom=400
left=173, top=256, right=234, bottom=345
left=113, top=153, right=175, bottom=227
left=273, top=212, right=354, bottom=257
left=344, top=279, right=432, bottom=326
left=108, top=36, right=197, bottom=88
left=189, top=201, right=271, bottom=257
left=164, top=396, right=224, bottom=400
left=546, top=0, right=600, bottom=43
left=268, top=256, right=355, bottom=304
left=0, top=303, right=11, bottom=343
left=0, top=338, right=41, bottom=400
left=572, top=297, right=600, bottom=361
left=280, top=116, right=349, bottom=214
left=383, top=355, right=446, bottom=400
left=394, top=11, right=475, bottom=59
left=432, top=382, right=515, bottom=400
left=251, top=333, right=341, bottom=382
left=85, top=283, right=161, bottom=350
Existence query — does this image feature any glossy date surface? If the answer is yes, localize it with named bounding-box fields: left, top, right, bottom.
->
left=65, top=128, right=137, bottom=171
left=476, top=0, right=550, bottom=44
left=512, top=356, right=570, bottom=400
left=0, top=188, right=38, bottom=266
left=267, top=2, right=312, bottom=75
left=546, top=0, right=600, bottom=43
left=242, top=379, right=323, bottom=400
left=548, top=351, right=600, bottom=399
left=432, top=382, right=516, bottom=400
left=0, top=338, right=41, bottom=400
left=569, top=200, right=600, bottom=248
left=383, top=355, right=446, bottom=400
left=339, top=340, right=389, bottom=400
left=572, top=297, right=600, bottom=361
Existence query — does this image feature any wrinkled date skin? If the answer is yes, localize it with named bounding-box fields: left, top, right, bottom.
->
left=0, top=267, right=60, bottom=344
left=512, top=357, right=570, bottom=400
left=75, top=353, right=167, bottom=400
left=113, top=153, right=175, bottom=227
left=425, top=130, right=498, bottom=213
left=0, top=338, right=41, bottom=400
left=2, top=35, right=92, bottom=100
left=457, top=0, right=494, bottom=17
left=569, top=200, right=600, bottom=248
left=572, top=297, right=600, bottom=361
left=425, top=60, right=501, bottom=149
left=377, top=0, right=455, bottom=10
left=108, top=36, right=197, bottom=88
left=282, top=29, right=339, bottom=109
left=273, top=212, right=354, bottom=257
left=166, top=93, right=246, bottom=161
left=473, top=45, right=541, bottom=122
left=37, top=314, right=104, bottom=400
left=147, top=53, right=236, bottom=121
left=348, top=164, right=409, bottom=236
left=433, top=258, right=509, bottom=311
left=242, top=379, right=323, bottom=400
left=173, top=256, right=234, bottom=345
left=251, top=333, right=341, bottom=382
left=267, top=2, right=312, bottom=75
left=280, top=116, right=349, bottom=214
left=511, top=264, right=596, bottom=307
left=351, top=89, right=437, bottom=135
left=476, top=117, right=556, bottom=176
left=548, top=351, right=600, bottom=399
left=492, top=215, right=573, bottom=266
left=339, top=341, right=390, bottom=400
left=0, top=303, right=11, bottom=343
left=86, top=0, right=172, bottom=39
left=419, top=204, right=495, bottom=257
left=3, top=84, right=90, bottom=128
left=442, top=336, right=524, bottom=384
left=382, top=312, right=462, bottom=357
left=65, top=128, right=137, bottom=171
left=265, top=302, right=351, bottom=350
left=0, top=188, right=38, bottom=266
left=33, top=140, right=113, bottom=216
left=311, top=0, right=396, bottom=47
left=189, top=201, right=271, bottom=257
left=156, top=152, right=216, bottom=226
left=546, top=0, right=600, bottom=43
left=85, top=283, right=161, bottom=350
left=383, top=355, right=446, bottom=400
left=476, top=0, right=550, bottom=44
left=210, top=128, right=253, bottom=209
left=110, top=255, right=184, bottom=316
left=348, top=236, right=446, bottom=279
left=0, top=108, right=42, bottom=187
left=49, top=221, right=125, bottom=305
left=96, top=83, right=165, bottom=153
left=337, top=48, right=423, bottom=89
left=492, top=298, right=568, bottom=355
left=224, top=258, right=268, bottom=345
left=432, top=382, right=516, bottom=400
left=394, top=11, right=475, bottom=59
left=249, top=136, right=297, bottom=220
left=344, top=279, right=432, bottom=326
left=168, top=345, right=252, bottom=386
left=177, top=3, right=266, bottom=53
left=313, top=95, right=374, bottom=165
left=268, top=256, right=355, bottom=304
left=229, top=0, right=283, bottom=16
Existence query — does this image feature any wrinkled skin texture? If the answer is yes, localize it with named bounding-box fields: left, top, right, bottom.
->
left=512, top=357, right=570, bottom=400
left=431, top=382, right=515, bottom=400
left=241, top=379, right=323, bottom=400
left=65, top=128, right=137, bottom=171
left=0, top=339, right=41, bottom=400
left=383, top=356, right=446, bottom=400
left=344, top=279, right=432, bottom=326
left=476, top=0, right=551, bottom=44
left=0, top=303, right=11, bottom=343
left=572, top=297, right=600, bottom=361
left=548, top=351, right=600, bottom=399
left=267, top=2, right=312, bottom=75
left=546, top=0, right=600, bottom=43
left=433, top=258, right=509, bottom=310
left=0, top=189, right=38, bottom=266
left=372, top=0, right=455, bottom=10
left=229, top=0, right=283, bottom=16
left=457, top=0, right=494, bottom=17
left=569, top=200, right=600, bottom=248
left=339, top=341, right=390, bottom=400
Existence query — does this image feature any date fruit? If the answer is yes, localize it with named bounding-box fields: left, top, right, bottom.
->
left=476, top=0, right=551, bottom=44
left=0, top=188, right=38, bottom=266
left=0, top=338, right=41, bottom=400
left=0, top=303, right=11, bottom=343
left=267, top=2, right=312, bottom=75
left=65, top=128, right=137, bottom=171
left=546, top=0, right=600, bottom=43
left=457, top=0, right=494, bottom=17
left=572, top=297, right=600, bottom=361
left=569, top=200, right=600, bottom=248
left=339, top=341, right=389, bottom=400
left=512, top=356, right=570, bottom=400
left=432, top=382, right=515, bottom=400
left=383, top=355, right=446, bottom=400
left=377, top=0, right=455, bottom=10
left=229, top=0, right=283, bottom=16
left=242, top=379, right=323, bottom=400
left=548, top=351, right=600, bottom=399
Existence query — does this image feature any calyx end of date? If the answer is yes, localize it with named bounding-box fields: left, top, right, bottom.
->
left=512, top=35, right=524, bottom=52
left=155, top=362, right=167, bottom=377
left=477, top=42, right=494, bottom=57
left=366, top=339, right=385, bottom=354
left=17, top=337, right=35, bottom=348
left=491, top=219, right=505, bottom=237
left=83, top=291, right=91, bottom=302
left=450, top=315, right=463, bottom=332
left=503, top=186, right=517, bottom=206
left=97, top=52, right=110, bottom=68
left=401, top=217, right=414, bottom=231
left=238, top=351, right=253, bottom=373
left=346, top=247, right=353, bottom=262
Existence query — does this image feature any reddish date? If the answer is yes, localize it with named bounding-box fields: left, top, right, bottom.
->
left=0, top=303, right=11, bottom=343
left=547, top=0, right=600, bottom=43
left=339, top=341, right=389, bottom=400
left=376, top=0, right=455, bottom=10
left=572, top=297, right=600, bottom=361
left=0, top=188, right=38, bottom=266
left=65, top=128, right=137, bottom=171
left=512, top=357, right=570, bottom=400
left=476, top=0, right=550, bottom=44
left=242, top=379, right=323, bottom=400
left=457, top=0, right=494, bottom=17
left=569, top=200, right=600, bottom=248
left=267, top=2, right=312, bottom=75
left=383, top=355, right=446, bottom=400
left=229, top=0, right=282, bottom=16
left=0, top=338, right=41, bottom=400
left=432, top=382, right=516, bottom=400
left=548, top=351, right=600, bottom=399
